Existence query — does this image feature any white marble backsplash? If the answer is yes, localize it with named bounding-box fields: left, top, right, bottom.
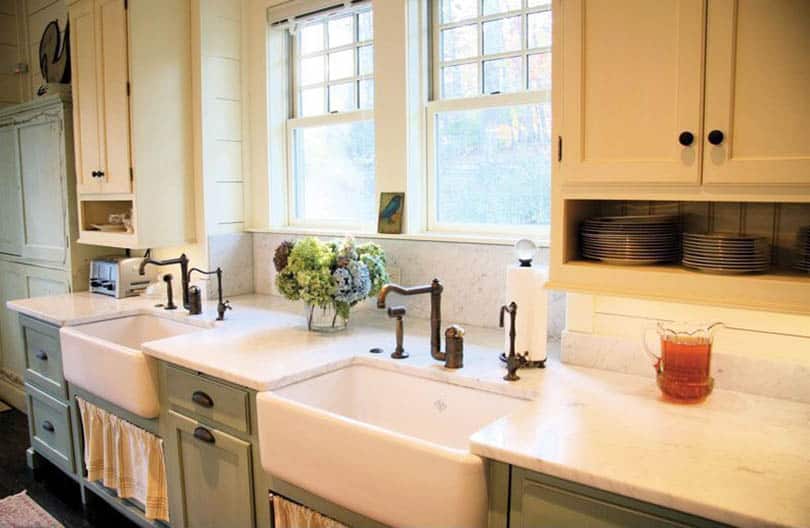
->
left=208, top=232, right=255, bottom=298
left=253, top=232, right=566, bottom=336
left=561, top=330, right=810, bottom=403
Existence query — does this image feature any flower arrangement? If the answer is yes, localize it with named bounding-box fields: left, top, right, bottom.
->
left=273, top=237, right=390, bottom=330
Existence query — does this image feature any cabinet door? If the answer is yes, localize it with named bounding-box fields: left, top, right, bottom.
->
left=0, top=263, right=27, bottom=385
left=96, top=0, right=132, bottom=194
left=165, top=411, right=255, bottom=528
left=559, top=0, right=705, bottom=184
left=70, top=0, right=103, bottom=194
left=703, top=0, right=810, bottom=185
left=18, top=120, right=67, bottom=263
left=0, top=126, right=23, bottom=255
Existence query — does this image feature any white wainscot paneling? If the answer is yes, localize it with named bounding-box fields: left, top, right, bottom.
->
left=210, top=139, right=242, bottom=182
left=207, top=56, right=241, bottom=100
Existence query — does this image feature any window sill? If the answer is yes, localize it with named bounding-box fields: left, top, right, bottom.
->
left=246, top=226, right=550, bottom=248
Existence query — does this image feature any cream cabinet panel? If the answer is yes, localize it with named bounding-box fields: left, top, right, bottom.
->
left=18, top=120, right=67, bottom=264
left=0, top=126, right=23, bottom=255
left=70, top=0, right=103, bottom=194
left=96, top=0, right=131, bottom=194
left=560, top=0, right=705, bottom=184
left=703, top=0, right=810, bottom=185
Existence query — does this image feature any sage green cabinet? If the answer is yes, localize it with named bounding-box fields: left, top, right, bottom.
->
left=165, top=410, right=255, bottom=528
left=508, top=466, right=729, bottom=528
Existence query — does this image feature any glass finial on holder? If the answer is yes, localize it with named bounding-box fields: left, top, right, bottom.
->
left=515, top=238, right=537, bottom=267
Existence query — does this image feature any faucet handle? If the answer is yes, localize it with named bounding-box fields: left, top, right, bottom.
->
left=387, top=306, right=406, bottom=319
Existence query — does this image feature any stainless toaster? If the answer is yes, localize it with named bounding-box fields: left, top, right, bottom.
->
left=89, top=256, right=151, bottom=298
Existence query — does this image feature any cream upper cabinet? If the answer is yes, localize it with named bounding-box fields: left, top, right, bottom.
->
left=559, top=0, right=706, bottom=184
left=70, top=0, right=132, bottom=195
left=703, top=0, right=810, bottom=185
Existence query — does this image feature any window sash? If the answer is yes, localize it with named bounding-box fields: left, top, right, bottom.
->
left=431, top=0, right=551, bottom=100
left=291, top=5, right=374, bottom=117
left=425, top=90, right=551, bottom=236
left=286, top=109, right=375, bottom=230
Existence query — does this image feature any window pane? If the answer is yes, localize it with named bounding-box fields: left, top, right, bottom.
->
left=483, top=16, right=522, bottom=55
left=293, top=121, right=376, bottom=223
left=483, top=56, right=522, bottom=93
left=300, top=87, right=325, bottom=117
left=358, top=10, right=373, bottom=41
left=300, top=55, right=325, bottom=85
left=328, top=15, right=353, bottom=48
left=300, top=23, right=325, bottom=55
left=527, top=0, right=550, bottom=7
left=441, top=0, right=477, bottom=23
left=329, top=82, right=356, bottom=112
left=482, top=0, right=521, bottom=16
left=528, top=53, right=551, bottom=91
left=358, top=45, right=374, bottom=75
left=528, top=11, right=552, bottom=49
left=441, top=24, right=478, bottom=61
left=442, top=63, right=479, bottom=98
left=435, top=104, right=551, bottom=226
left=329, top=49, right=354, bottom=80
left=359, top=79, right=374, bottom=109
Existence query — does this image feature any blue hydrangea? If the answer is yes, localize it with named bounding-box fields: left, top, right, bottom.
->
left=333, top=260, right=371, bottom=305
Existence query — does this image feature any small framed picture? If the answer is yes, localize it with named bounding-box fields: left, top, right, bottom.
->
left=377, top=192, right=405, bottom=234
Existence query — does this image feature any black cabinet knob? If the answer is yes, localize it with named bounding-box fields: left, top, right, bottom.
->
left=91, top=171, right=99, bottom=178
left=97, top=170, right=105, bottom=178
left=35, top=350, right=48, bottom=361
left=678, top=131, right=694, bottom=146
left=708, top=130, right=724, bottom=145
left=42, top=420, right=54, bottom=433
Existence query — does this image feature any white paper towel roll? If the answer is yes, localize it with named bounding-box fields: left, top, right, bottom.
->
left=504, top=265, right=548, bottom=362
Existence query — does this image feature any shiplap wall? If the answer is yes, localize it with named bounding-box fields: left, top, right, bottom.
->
left=202, top=0, right=246, bottom=233
left=0, top=0, right=25, bottom=106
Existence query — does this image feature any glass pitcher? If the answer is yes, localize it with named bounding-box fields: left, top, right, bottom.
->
left=642, top=321, right=722, bottom=403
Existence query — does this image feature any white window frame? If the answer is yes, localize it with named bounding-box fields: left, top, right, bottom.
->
left=425, top=0, right=552, bottom=237
left=277, top=2, right=377, bottom=231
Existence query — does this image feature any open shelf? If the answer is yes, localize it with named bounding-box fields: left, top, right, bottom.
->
left=550, top=199, right=810, bottom=315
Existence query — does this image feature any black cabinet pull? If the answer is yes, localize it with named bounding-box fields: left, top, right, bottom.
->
left=42, top=420, right=54, bottom=433
left=97, top=170, right=105, bottom=178
left=191, top=391, right=214, bottom=408
left=193, top=426, right=215, bottom=444
left=35, top=350, right=48, bottom=361
left=678, top=131, right=694, bottom=146
left=707, top=130, right=724, bottom=145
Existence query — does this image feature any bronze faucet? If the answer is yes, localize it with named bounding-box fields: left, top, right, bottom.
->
left=377, top=279, right=463, bottom=368
left=500, top=302, right=526, bottom=381
left=139, top=253, right=191, bottom=309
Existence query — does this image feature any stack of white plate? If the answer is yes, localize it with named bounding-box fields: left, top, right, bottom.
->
left=682, top=233, right=770, bottom=274
left=580, top=215, right=681, bottom=265
left=796, top=226, right=810, bottom=273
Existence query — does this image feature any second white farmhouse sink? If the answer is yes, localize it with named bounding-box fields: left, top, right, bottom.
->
left=257, top=363, right=527, bottom=528
left=61, top=315, right=202, bottom=418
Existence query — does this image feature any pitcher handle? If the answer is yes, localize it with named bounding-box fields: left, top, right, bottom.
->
left=642, top=323, right=662, bottom=373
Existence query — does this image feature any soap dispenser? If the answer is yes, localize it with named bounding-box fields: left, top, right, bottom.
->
left=503, top=238, right=547, bottom=368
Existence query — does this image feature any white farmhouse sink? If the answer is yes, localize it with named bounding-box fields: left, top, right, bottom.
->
left=61, top=315, right=201, bottom=418
left=257, top=363, right=527, bottom=528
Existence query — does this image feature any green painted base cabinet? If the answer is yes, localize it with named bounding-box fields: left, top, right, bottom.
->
left=165, top=410, right=255, bottom=528
left=505, top=466, right=730, bottom=528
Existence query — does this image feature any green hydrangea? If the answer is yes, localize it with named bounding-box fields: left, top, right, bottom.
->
left=275, top=237, right=336, bottom=308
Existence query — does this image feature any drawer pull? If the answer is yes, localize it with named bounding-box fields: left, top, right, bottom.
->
left=191, top=390, right=214, bottom=408
left=42, top=420, right=55, bottom=433
left=35, top=350, right=48, bottom=361
left=193, top=426, right=215, bottom=444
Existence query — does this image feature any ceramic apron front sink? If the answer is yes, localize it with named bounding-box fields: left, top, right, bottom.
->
left=60, top=315, right=202, bottom=418
left=257, top=363, right=528, bottom=528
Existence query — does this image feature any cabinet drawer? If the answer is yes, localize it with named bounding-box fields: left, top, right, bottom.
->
left=26, top=383, right=74, bottom=475
left=166, top=366, right=250, bottom=434
left=22, top=316, right=66, bottom=399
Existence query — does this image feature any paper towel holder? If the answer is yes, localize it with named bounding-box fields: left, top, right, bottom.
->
left=515, top=238, right=537, bottom=267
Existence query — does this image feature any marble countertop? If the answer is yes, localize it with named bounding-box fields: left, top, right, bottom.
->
left=7, top=293, right=810, bottom=527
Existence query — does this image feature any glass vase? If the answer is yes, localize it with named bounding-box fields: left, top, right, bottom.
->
left=304, top=303, right=348, bottom=333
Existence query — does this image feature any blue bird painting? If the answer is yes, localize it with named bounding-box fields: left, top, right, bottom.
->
left=378, top=192, right=405, bottom=234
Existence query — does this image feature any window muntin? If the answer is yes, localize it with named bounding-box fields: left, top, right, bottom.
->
left=294, top=7, right=374, bottom=117
left=435, top=0, right=551, bottom=99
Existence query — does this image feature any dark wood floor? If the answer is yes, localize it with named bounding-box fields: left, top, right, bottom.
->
left=0, top=403, right=138, bottom=528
